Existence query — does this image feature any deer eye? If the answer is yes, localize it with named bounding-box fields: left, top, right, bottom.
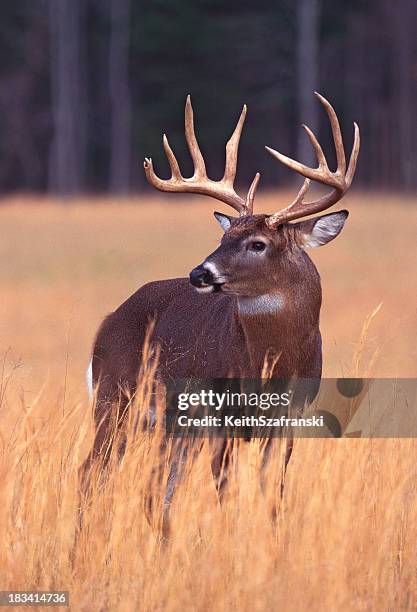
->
left=249, top=241, right=266, bottom=252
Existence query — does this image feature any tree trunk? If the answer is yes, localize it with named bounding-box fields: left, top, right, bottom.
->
left=48, top=0, right=86, bottom=195
left=296, top=0, right=321, bottom=167
left=109, top=0, right=132, bottom=193
left=393, top=1, right=417, bottom=190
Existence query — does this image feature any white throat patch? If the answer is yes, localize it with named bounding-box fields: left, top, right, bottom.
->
left=238, top=293, right=285, bottom=316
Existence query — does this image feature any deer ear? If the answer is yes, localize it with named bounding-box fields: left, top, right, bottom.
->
left=214, top=212, right=233, bottom=232
left=293, top=210, right=349, bottom=248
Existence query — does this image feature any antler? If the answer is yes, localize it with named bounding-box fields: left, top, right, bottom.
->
left=144, top=95, right=260, bottom=216
left=265, top=92, right=360, bottom=228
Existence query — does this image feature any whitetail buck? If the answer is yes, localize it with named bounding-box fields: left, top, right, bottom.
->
left=81, top=92, right=360, bottom=503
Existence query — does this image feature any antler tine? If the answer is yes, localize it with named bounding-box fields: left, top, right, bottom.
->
left=315, top=92, right=346, bottom=174
left=144, top=96, right=260, bottom=216
left=266, top=178, right=311, bottom=228
left=246, top=172, right=261, bottom=215
left=184, top=95, right=206, bottom=179
left=265, top=93, right=360, bottom=228
left=292, top=178, right=311, bottom=207
left=223, top=105, right=247, bottom=185
left=346, top=122, right=360, bottom=187
left=302, top=124, right=327, bottom=169
left=162, top=134, right=182, bottom=180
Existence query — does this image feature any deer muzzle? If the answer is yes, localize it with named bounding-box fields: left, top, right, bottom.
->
left=189, top=265, right=224, bottom=292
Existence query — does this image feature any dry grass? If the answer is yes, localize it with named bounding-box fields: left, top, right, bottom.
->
left=1, top=192, right=417, bottom=610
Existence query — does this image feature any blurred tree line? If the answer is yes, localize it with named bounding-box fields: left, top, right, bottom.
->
left=0, top=0, right=416, bottom=196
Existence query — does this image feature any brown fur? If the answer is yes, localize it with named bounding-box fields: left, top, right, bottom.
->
left=80, top=210, right=348, bottom=510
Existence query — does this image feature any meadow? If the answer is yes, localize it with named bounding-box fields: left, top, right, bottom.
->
left=1, top=192, right=417, bottom=611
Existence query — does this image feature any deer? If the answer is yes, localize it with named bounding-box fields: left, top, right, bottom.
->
left=81, top=92, right=360, bottom=515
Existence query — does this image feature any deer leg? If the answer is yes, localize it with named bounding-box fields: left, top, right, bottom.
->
left=210, top=438, right=234, bottom=504
left=260, top=433, right=294, bottom=523
left=78, top=372, right=136, bottom=520
left=159, top=440, right=190, bottom=540
left=261, top=434, right=293, bottom=492
left=160, top=439, right=229, bottom=540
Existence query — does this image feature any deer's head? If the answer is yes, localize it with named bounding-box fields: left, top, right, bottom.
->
left=189, top=209, right=348, bottom=297
left=144, top=94, right=360, bottom=300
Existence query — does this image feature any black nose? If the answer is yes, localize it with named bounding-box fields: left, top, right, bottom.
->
left=189, top=266, right=214, bottom=287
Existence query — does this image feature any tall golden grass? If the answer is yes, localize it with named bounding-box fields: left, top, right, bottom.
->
left=1, top=194, right=417, bottom=610
left=2, top=343, right=417, bottom=611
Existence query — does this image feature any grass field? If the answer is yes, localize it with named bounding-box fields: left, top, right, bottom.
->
left=1, top=192, right=417, bottom=610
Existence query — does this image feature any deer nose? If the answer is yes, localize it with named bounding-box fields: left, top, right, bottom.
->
left=189, top=266, right=214, bottom=287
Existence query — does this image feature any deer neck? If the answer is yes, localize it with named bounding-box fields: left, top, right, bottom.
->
left=236, top=283, right=321, bottom=376
left=237, top=292, right=286, bottom=317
